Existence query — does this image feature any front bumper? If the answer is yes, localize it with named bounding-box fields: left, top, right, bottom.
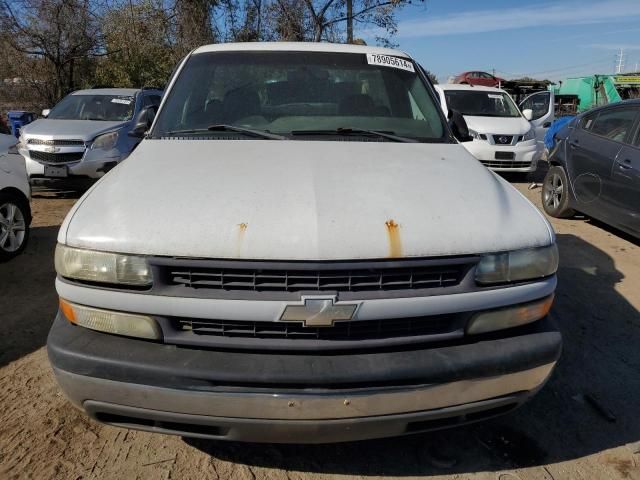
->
left=23, top=151, right=121, bottom=180
left=48, top=313, right=561, bottom=443
left=463, top=140, right=540, bottom=172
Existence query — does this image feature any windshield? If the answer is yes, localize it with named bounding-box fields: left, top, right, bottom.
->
left=153, top=51, right=446, bottom=142
left=48, top=94, right=136, bottom=121
left=443, top=90, right=521, bottom=118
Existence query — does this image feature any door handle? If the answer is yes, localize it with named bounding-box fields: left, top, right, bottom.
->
left=618, top=158, right=632, bottom=170
left=569, top=141, right=579, bottom=149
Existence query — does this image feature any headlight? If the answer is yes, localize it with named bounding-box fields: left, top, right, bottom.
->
left=55, top=244, right=152, bottom=286
left=475, top=244, right=558, bottom=285
left=522, top=128, right=536, bottom=141
left=60, top=298, right=161, bottom=340
left=91, top=131, right=118, bottom=150
left=468, top=129, right=486, bottom=141
left=467, top=295, right=554, bottom=334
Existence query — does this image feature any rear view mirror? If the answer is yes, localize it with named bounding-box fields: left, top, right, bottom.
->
left=523, top=109, right=533, bottom=121
left=448, top=109, right=472, bottom=142
left=129, top=107, right=156, bottom=138
left=41, top=109, right=50, bottom=118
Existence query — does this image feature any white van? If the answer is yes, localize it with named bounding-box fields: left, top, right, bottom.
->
left=48, top=43, right=561, bottom=443
left=436, top=84, right=541, bottom=172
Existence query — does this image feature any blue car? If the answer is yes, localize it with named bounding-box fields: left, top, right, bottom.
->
left=542, top=100, right=640, bottom=238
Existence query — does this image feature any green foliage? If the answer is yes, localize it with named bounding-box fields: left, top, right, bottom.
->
left=94, top=1, right=177, bottom=88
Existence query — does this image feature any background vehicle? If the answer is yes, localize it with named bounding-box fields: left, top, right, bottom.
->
left=0, top=133, right=31, bottom=260
left=18, top=88, right=162, bottom=184
left=436, top=84, right=540, bottom=172
left=519, top=90, right=556, bottom=150
left=453, top=71, right=505, bottom=87
left=543, top=100, right=640, bottom=238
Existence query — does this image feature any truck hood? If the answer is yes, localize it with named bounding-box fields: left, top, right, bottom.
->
left=61, top=140, right=553, bottom=260
left=463, top=116, right=531, bottom=135
left=20, top=119, right=128, bottom=142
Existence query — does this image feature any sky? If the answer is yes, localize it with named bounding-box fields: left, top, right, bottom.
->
left=362, top=0, right=640, bottom=83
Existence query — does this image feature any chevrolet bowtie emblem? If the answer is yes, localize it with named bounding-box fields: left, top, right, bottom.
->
left=280, top=297, right=357, bottom=327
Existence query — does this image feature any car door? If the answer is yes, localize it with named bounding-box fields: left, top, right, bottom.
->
left=567, top=105, right=638, bottom=222
left=610, top=114, right=640, bottom=234
left=519, top=91, right=555, bottom=148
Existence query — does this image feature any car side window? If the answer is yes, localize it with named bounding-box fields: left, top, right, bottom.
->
left=588, top=107, right=638, bottom=143
left=579, top=112, right=597, bottom=131
left=142, top=95, right=155, bottom=107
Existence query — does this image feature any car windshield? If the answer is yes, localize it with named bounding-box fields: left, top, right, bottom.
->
left=444, top=90, right=521, bottom=118
left=153, top=51, right=447, bottom=142
left=48, top=94, right=136, bottom=121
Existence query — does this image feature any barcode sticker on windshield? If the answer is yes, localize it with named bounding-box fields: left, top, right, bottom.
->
left=111, top=98, right=132, bottom=105
left=366, top=54, right=415, bottom=72
left=487, top=94, right=503, bottom=99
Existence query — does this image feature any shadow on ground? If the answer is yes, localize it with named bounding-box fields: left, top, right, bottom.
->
left=187, top=233, right=640, bottom=476
left=0, top=225, right=60, bottom=367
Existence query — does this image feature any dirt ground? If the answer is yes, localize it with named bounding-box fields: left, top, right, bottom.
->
left=1, top=173, right=639, bottom=480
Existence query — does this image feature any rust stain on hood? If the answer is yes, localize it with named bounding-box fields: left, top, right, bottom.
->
left=236, top=222, right=248, bottom=256
left=385, top=219, right=402, bottom=258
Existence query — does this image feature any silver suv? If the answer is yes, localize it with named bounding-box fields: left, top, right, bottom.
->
left=18, top=88, right=162, bottom=184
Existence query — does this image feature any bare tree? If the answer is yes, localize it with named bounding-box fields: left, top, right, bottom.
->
left=0, top=0, right=103, bottom=102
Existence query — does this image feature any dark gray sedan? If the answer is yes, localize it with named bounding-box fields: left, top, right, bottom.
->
left=542, top=100, right=640, bottom=238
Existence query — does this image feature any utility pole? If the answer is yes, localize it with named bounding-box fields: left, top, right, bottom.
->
left=615, top=48, right=625, bottom=74
left=346, top=0, right=353, bottom=43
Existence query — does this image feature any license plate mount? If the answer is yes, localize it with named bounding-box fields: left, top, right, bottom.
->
left=44, top=165, right=68, bottom=178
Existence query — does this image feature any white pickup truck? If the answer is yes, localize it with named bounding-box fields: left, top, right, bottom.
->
left=48, top=42, right=561, bottom=443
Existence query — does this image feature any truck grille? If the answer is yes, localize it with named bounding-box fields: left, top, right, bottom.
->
left=30, top=150, right=84, bottom=163
left=492, top=135, right=514, bottom=145
left=164, top=262, right=468, bottom=293
left=27, top=139, right=85, bottom=146
left=175, top=314, right=457, bottom=341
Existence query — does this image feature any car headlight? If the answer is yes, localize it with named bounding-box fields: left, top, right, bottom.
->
left=475, top=244, right=558, bottom=285
left=468, top=129, right=486, bottom=141
left=522, top=128, right=536, bottom=141
left=60, top=298, right=161, bottom=340
left=55, top=244, right=152, bottom=286
left=91, top=131, right=118, bottom=150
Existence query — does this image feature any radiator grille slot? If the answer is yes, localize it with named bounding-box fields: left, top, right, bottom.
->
left=176, top=315, right=457, bottom=341
left=166, top=264, right=467, bottom=293
left=30, top=150, right=84, bottom=163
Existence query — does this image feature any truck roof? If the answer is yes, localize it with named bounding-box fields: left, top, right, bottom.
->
left=192, top=42, right=411, bottom=59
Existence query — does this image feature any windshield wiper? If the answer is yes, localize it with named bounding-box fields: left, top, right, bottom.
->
left=165, top=124, right=286, bottom=140
left=290, top=127, right=418, bottom=143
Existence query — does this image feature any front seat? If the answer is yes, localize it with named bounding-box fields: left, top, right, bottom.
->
left=222, top=88, right=261, bottom=123
left=339, top=94, right=375, bottom=116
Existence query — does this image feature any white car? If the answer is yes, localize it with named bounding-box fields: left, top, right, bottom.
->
left=0, top=133, right=31, bottom=260
left=436, top=84, right=541, bottom=172
left=48, top=42, right=561, bottom=444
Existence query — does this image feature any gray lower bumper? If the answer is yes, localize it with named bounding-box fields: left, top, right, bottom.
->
left=53, top=363, right=555, bottom=443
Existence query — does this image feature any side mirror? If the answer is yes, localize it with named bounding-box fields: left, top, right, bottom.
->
left=128, top=107, right=156, bottom=138
left=448, top=109, right=472, bottom=142
left=41, top=109, right=50, bottom=118
left=522, top=109, right=533, bottom=121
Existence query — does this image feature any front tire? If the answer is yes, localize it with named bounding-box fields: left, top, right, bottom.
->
left=0, top=192, right=30, bottom=261
left=542, top=166, right=575, bottom=218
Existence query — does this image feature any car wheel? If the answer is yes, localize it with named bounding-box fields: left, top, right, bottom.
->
left=0, top=192, right=30, bottom=261
left=542, top=166, right=575, bottom=218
